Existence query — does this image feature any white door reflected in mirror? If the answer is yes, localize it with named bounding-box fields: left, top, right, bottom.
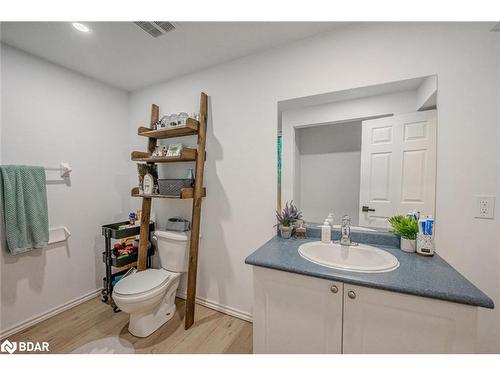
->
left=359, top=110, right=437, bottom=228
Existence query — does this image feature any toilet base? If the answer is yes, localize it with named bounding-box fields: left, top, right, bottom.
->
left=128, top=303, right=176, bottom=338
left=127, top=277, right=179, bottom=338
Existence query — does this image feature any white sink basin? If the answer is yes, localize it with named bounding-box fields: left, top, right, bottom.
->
left=298, top=241, right=399, bottom=273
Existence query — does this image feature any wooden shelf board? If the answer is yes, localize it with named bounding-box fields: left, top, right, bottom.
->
left=138, top=118, right=199, bottom=139
left=131, top=148, right=197, bottom=163
left=131, top=187, right=206, bottom=199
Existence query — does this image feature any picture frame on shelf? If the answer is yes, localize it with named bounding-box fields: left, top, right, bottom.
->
left=166, top=143, right=183, bottom=157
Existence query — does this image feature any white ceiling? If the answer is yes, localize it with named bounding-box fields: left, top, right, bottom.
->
left=1, top=22, right=347, bottom=91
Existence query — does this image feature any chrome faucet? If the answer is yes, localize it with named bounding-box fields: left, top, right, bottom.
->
left=340, top=215, right=352, bottom=246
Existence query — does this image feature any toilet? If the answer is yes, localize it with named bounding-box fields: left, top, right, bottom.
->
left=112, top=230, right=190, bottom=337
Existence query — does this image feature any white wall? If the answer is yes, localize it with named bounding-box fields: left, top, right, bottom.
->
left=281, top=90, right=417, bottom=211
left=417, top=75, right=437, bottom=110
left=128, top=23, right=500, bottom=352
left=297, top=122, right=362, bottom=224
left=0, top=45, right=130, bottom=334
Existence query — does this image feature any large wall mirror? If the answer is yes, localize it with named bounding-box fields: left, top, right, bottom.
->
left=277, top=76, right=437, bottom=230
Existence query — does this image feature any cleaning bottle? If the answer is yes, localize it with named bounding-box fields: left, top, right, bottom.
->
left=187, top=168, right=195, bottom=187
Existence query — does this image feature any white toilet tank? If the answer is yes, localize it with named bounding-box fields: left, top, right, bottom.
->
left=152, top=230, right=190, bottom=273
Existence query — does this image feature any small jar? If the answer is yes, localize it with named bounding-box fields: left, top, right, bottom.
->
left=169, top=114, right=179, bottom=127
left=158, top=115, right=169, bottom=129
left=294, top=220, right=307, bottom=239
left=178, top=112, right=189, bottom=126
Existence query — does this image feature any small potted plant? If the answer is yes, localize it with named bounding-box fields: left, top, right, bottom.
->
left=388, top=215, right=418, bottom=252
left=275, top=201, right=302, bottom=239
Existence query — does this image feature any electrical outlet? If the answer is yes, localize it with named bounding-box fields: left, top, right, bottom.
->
left=475, top=195, right=495, bottom=219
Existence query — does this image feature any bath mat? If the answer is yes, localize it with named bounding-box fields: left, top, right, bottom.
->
left=70, top=337, right=135, bottom=354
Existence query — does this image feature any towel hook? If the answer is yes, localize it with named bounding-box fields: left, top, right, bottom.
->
left=59, top=162, right=72, bottom=178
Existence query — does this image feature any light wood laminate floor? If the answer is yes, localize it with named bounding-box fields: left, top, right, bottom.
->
left=6, top=297, right=253, bottom=354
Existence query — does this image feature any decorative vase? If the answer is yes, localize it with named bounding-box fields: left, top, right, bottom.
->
left=279, top=225, right=292, bottom=239
left=400, top=237, right=416, bottom=253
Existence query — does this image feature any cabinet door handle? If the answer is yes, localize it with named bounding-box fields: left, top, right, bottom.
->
left=348, top=290, right=356, bottom=299
left=330, top=285, right=338, bottom=294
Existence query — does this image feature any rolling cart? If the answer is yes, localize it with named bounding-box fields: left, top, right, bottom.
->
left=101, top=220, right=155, bottom=312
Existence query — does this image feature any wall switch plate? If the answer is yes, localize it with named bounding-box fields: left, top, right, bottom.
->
left=475, top=195, right=495, bottom=219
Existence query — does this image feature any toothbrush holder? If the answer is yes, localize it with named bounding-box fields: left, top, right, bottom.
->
left=417, top=233, right=435, bottom=256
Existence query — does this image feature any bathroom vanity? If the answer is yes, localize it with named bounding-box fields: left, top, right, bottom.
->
left=245, top=232, right=494, bottom=354
left=264, top=75, right=495, bottom=353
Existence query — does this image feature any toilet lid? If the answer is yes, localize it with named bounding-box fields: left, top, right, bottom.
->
left=114, top=269, right=170, bottom=296
left=154, top=230, right=189, bottom=241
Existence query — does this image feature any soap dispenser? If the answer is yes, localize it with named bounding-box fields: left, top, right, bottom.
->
left=326, top=213, right=334, bottom=227
left=321, top=221, right=331, bottom=243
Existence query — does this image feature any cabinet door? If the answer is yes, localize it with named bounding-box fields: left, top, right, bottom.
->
left=342, top=283, right=478, bottom=353
left=253, top=267, right=343, bottom=353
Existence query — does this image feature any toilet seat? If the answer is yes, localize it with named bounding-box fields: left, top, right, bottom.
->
left=113, top=269, right=177, bottom=303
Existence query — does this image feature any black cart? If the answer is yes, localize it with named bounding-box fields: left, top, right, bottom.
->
left=100, top=221, right=155, bottom=312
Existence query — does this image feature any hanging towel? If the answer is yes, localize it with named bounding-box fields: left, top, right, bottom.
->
left=0, top=165, right=49, bottom=255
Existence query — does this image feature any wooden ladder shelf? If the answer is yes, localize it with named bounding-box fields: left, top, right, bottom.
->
left=132, top=92, right=208, bottom=330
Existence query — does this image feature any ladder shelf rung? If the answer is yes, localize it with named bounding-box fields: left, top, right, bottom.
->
left=131, top=186, right=206, bottom=199
left=137, top=118, right=199, bottom=139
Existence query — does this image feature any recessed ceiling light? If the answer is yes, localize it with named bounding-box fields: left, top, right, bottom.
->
left=72, top=22, right=90, bottom=33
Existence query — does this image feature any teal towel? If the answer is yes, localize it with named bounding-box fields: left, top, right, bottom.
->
left=0, top=165, right=49, bottom=255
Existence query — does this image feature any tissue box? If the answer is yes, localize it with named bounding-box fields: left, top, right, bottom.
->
left=166, top=217, right=191, bottom=232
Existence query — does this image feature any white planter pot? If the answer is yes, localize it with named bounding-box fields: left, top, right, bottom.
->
left=400, top=237, right=416, bottom=253
left=280, top=226, right=293, bottom=239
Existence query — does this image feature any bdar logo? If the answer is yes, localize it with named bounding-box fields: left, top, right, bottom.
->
left=1, top=339, right=17, bottom=354
left=0, top=339, right=49, bottom=353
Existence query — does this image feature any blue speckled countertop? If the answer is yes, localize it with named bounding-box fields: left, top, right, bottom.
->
left=245, top=235, right=494, bottom=309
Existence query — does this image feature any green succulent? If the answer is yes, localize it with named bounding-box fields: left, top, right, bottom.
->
left=388, top=215, right=418, bottom=240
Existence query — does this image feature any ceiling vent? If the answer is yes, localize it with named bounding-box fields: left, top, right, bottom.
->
left=134, top=21, right=176, bottom=38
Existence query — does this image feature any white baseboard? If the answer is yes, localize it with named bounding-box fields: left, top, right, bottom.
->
left=0, top=289, right=101, bottom=340
left=176, top=290, right=253, bottom=323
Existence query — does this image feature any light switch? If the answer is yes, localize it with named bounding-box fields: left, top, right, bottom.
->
left=475, top=195, right=495, bottom=219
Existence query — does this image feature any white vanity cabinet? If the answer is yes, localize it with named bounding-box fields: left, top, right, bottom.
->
left=253, top=267, right=343, bottom=353
left=253, top=267, right=478, bottom=354
left=342, top=283, right=477, bottom=353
